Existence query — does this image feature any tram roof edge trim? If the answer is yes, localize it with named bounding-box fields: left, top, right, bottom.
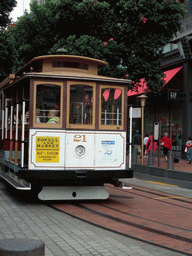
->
left=0, top=74, right=16, bottom=88
left=24, top=72, right=132, bottom=85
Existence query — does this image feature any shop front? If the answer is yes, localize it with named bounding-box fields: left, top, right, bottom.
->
left=128, top=65, right=187, bottom=156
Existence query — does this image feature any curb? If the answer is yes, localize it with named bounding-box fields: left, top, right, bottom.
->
left=132, top=163, right=192, bottom=189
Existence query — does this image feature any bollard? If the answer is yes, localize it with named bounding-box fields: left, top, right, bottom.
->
left=167, top=150, right=174, bottom=170
left=0, top=238, right=45, bottom=256
left=148, top=150, right=154, bottom=166
left=132, top=147, right=137, bottom=164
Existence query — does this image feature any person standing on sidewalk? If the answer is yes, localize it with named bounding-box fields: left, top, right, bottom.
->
left=185, top=137, right=192, bottom=164
left=160, top=133, right=171, bottom=162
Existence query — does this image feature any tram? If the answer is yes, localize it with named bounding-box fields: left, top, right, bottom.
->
left=0, top=54, right=133, bottom=200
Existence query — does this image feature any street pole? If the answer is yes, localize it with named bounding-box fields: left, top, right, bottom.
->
left=141, top=105, right=144, bottom=165
left=129, top=106, right=133, bottom=169
left=138, top=94, right=148, bottom=165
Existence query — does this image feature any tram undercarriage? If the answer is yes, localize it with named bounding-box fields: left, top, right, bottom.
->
left=0, top=163, right=133, bottom=200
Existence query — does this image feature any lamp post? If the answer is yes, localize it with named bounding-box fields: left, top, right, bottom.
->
left=138, top=94, right=148, bottom=165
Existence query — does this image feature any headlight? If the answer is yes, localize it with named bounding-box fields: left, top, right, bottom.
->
left=75, top=145, right=85, bottom=157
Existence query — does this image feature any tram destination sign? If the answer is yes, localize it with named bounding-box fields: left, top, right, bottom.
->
left=36, top=136, right=60, bottom=163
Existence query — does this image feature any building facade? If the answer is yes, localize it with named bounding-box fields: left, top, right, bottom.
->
left=129, top=0, right=192, bottom=159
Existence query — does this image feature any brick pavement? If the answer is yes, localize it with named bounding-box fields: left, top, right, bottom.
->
left=135, top=155, right=192, bottom=173
left=127, top=152, right=192, bottom=187
left=0, top=179, right=184, bottom=256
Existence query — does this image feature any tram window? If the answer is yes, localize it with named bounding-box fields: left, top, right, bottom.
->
left=69, top=84, right=93, bottom=125
left=36, top=84, right=61, bottom=124
left=101, top=88, right=122, bottom=126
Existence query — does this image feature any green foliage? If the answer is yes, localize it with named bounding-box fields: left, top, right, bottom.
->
left=0, top=0, right=17, bottom=80
left=50, top=35, right=103, bottom=58
left=7, top=0, right=186, bottom=94
left=0, top=29, right=17, bottom=80
left=49, top=35, right=127, bottom=78
left=0, top=0, right=17, bottom=27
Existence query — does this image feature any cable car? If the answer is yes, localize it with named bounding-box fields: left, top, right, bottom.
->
left=0, top=54, right=133, bottom=200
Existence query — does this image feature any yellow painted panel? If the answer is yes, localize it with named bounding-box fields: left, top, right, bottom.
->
left=36, top=136, right=60, bottom=163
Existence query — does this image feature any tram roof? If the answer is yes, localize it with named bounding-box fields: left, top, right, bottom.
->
left=16, top=55, right=108, bottom=76
left=0, top=55, right=132, bottom=88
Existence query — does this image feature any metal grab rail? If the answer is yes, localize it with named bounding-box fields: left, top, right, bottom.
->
left=101, top=108, right=121, bottom=125
left=21, top=101, right=25, bottom=168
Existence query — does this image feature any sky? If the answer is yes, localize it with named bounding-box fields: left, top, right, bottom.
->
left=10, top=0, right=30, bottom=22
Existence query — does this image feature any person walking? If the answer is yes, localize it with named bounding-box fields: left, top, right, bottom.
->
left=185, top=137, right=192, bottom=164
left=133, top=130, right=141, bottom=156
left=144, top=133, right=149, bottom=158
left=146, top=134, right=157, bottom=154
left=160, top=133, right=171, bottom=162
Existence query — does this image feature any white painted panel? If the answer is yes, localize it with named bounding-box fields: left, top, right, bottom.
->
left=94, top=131, right=126, bottom=169
left=28, top=130, right=126, bottom=170
left=65, top=131, right=94, bottom=168
left=38, top=186, right=109, bottom=200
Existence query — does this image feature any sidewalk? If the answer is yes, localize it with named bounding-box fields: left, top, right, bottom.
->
left=128, top=153, right=192, bottom=189
left=136, top=155, right=192, bottom=173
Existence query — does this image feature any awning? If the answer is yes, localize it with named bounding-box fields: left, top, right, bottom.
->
left=163, top=66, right=183, bottom=84
left=127, top=66, right=183, bottom=97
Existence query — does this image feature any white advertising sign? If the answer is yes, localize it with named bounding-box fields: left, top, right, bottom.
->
left=130, top=108, right=141, bottom=118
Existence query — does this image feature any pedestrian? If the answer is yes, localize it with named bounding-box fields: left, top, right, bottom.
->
left=133, top=130, right=141, bottom=156
left=185, top=137, right=192, bottom=164
left=144, top=133, right=149, bottom=158
left=146, top=134, right=157, bottom=154
left=160, top=132, right=171, bottom=162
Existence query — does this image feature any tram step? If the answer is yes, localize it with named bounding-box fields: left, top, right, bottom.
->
left=0, top=171, right=31, bottom=190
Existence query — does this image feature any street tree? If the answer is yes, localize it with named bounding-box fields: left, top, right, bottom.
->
left=9, top=0, right=186, bottom=94
left=0, top=30, right=17, bottom=81
left=0, top=0, right=17, bottom=27
left=0, top=0, right=17, bottom=81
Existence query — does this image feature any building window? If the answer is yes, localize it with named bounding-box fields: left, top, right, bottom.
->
left=163, top=43, right=178, bottom=54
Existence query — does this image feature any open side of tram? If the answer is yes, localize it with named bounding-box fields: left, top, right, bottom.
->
left=0, top=54, right=133, bottom=200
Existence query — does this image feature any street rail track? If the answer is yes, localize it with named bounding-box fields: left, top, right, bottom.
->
left=52, top=183, right=192, bottom=255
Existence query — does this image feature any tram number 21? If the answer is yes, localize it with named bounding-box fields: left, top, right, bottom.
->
left=73, top=135, right=87, bottom=142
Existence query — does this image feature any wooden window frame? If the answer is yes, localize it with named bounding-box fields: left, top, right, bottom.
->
left=99, top=85, right=124, bottom=130
left=33, top=81, right=63, bottom=129
left=66, top=81, right=96, bottom=129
